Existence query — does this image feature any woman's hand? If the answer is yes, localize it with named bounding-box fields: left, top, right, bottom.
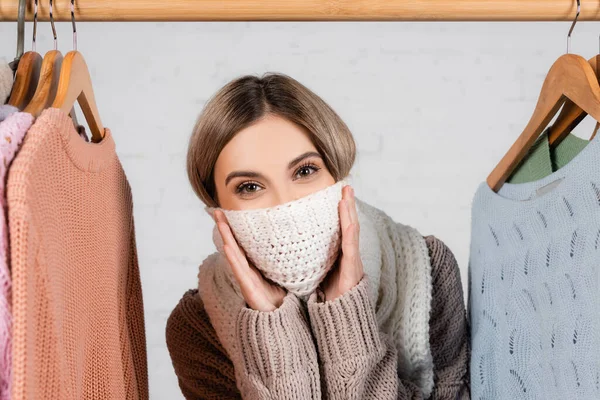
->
left=321, top=185, right=364, bottom=301
left=214, top=210, right=286, bottom=312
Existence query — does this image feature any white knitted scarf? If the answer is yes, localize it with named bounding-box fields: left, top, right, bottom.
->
left=209, top=181, right=344, bottom=297
left=198, top=199, right=435, bottom=397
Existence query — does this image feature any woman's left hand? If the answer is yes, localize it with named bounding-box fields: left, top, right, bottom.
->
left=321, top=185, right=364, bottom=301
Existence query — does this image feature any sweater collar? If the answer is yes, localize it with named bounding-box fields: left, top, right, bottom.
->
left=39, top=108, right=116, bottom=173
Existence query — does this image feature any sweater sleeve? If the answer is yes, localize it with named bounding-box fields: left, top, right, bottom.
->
left=166, top=290, right=322, bottom=400
left=307, top=236, right=470, bottom=400
left=166, top=290, right=241, bottom=400
left=425, top=236, right=470, bottom=400
left=307, top=278, right=409, bottom=399
left=126, top=225, right=149, bottom=399
left=234, top=293, right=322, bottom=399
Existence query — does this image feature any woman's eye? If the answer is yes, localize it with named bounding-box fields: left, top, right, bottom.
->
left=295, top=165, right=319, bottom=179
left=237, top=182, right=262, bottom=194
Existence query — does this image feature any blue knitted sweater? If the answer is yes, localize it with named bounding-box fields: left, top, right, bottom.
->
left=469, top=135, right=600, bottom=399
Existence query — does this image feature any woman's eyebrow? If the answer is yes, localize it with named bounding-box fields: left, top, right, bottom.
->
left=225, top=171, right=264, bottom=186
left=287, top=151, right=322, bottom=169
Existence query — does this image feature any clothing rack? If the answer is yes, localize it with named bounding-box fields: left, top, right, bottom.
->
left=0, top=0, right=599, bottom=22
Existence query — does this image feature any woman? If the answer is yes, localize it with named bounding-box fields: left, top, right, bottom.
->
left=166, top=73, right=470, bottom=399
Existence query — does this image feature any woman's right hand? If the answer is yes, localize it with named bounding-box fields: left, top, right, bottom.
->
left=214, top=210, right=286, bottom=312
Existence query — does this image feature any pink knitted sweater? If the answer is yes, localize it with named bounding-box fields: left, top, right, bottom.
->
left=0, top=113, right=33, bottom=400
left=8, top=108, right=148, bottom=400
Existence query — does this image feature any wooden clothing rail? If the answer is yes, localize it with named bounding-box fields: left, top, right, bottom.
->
left=0, top=0, right=599, bottom=22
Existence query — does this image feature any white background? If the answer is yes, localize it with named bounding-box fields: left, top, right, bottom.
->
left=2, top=20, right=600, bottom=399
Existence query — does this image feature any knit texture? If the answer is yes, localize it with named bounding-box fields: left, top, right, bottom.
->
left=0, top=113, right=33, bottom=400
left=167, top=236, right=470, bottom=399
left=197, top=202, right=439, bottom=398
left=357, top=200, right=435, bottom=396
left=209, top=181, right=344, bottom=297
left=470, top=130, right=600, bottom=399
left=0, top=61, right=12, bottom=105
left=0, top=107, right=18, bottom=124
left=8, top=108, right=148, bottom=400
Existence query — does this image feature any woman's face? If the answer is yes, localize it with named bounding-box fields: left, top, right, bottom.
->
left=213, top=114, right=336, bottom=210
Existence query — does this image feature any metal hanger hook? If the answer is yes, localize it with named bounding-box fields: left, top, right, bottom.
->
left=16, top=0, right=26, bottom=60
left=49, top=0, right=58, bottom=50
left=71, top=0, right=77, bottom=51
left=32, top=0, right=38, bottom=52
left=567, top=0, right=580, bottom=54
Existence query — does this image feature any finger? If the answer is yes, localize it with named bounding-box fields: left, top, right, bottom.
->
left=345, top=186, right=357, bottom=225
left=339, top=199, right=352, bottom=234
left=216, top=221, right=252, bottom=282
left=214, top=213, right=246, bottom=261
left=223, top=244, right=254, bottom=291
left=214, top=209, right=225, bottom=223
left=341, top=222, right=359, bottom=262
left=348, top=187, right=360, bottom=238
left=216, top=219, right=237, bottom=250
left=342, top=185, right=352, bottom=203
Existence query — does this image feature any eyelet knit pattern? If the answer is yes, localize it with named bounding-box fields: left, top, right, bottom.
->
left=470, top=131, right=600, bottom=399
left=199, top=198, right=435, bottom=397
left=0, top=113, right=33, bottom=400
left=8, top=108, right=148, bottom=400
left=209, top=181, right=344, bottom=297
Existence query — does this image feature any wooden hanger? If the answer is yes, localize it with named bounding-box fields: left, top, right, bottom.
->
left=7, top=52, right=42, bottom=110
left=546, top=55, right=600, bottom=146
left=7, top=0, right=42, bottom=110
left=23, top=51, right=63, bottom=116
left=487, top=54, right=600, bottom=192
left=51, top=51, right=104, bottom=142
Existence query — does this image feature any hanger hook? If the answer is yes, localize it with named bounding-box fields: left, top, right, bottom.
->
left=32, top=0, right=38, bottom=52
left=71, top=0, right=77, bottom=51
left=567, top=0, right=580, bottom=54
left=15, top=0, right=26, bottom=60
left=49, top=0, right=57, bottom=51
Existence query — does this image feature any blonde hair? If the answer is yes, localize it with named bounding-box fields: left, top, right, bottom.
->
left=187, top=73, right=356, bottom=207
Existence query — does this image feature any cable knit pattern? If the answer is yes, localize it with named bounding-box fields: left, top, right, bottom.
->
left=0, top=61, right=12, bottom=105
left=0, top=113, right=33, bottom=400
left=167, top=236, right=470, bottom=400
left=8, top=108, right=148, bottom=400
left=470, top=130, right=600, bottom=399
left=209, top=181, right=344, bottom=297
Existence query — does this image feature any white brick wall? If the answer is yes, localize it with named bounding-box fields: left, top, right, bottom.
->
left=2, top=20, right=600, bottom=399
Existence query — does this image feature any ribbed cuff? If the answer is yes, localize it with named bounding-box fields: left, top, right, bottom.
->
left=236, top=292, right=318, bottom=381
left=307, top=278, right=383, bottom=365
